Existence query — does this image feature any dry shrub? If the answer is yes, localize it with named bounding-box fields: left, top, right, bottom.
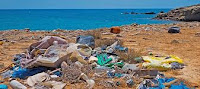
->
left=86, top=29, right=102, bottom=39
left=95, top=38, right=120, bottom=48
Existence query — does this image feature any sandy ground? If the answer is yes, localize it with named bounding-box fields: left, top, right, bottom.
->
left=0, top=22, right=200, bottom=88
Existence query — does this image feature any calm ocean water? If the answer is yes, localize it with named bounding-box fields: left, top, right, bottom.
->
left=0, top=9, right=174, bottom=30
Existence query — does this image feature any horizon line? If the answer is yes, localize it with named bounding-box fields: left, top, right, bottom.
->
left=0, top=8, right=173, bottom=10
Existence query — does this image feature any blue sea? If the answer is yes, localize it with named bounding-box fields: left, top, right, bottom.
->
left=0, top=9, right=174, bottom=30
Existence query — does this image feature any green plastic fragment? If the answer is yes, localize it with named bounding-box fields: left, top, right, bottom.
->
left=97, top=53, right=112, bottom=66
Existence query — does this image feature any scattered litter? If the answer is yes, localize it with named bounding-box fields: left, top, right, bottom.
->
left=12, top=67, right=47, bottom=79
left=142, top=55, right=184, bottom=70
left=134, top=57, right=143, bottom=63
left=27, top=72, right=50, bottom=86
left=97, top=53, right=112, bottom=66
left=122, top=63, right=139, bottom=71
left=10, top=80, right=27, bottom=89
left=0, top=84, right=8, bottom=89
left=0, top=36, right=191, bottom=89
left=126, top=79, right=134, bottom=87
left=110, top=27, right=121, bottom=34
left=39, top=81, right=66, bottom=89
left=138, top=73, right=189, bottom=89
left=76, top=35, right=95, bottom=48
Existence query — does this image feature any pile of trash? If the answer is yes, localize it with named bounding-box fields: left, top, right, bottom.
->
left=0, top=36, right=190, bottom=89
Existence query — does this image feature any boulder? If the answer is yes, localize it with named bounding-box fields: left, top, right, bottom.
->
left=154, top=4, right=200, bottom=21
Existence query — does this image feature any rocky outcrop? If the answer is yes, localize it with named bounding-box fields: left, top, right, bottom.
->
left=154, top=4, right=200, bottom=21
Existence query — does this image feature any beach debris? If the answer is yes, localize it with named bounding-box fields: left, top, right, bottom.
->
left=97, top=53, right=112, bottom=66
left=27, top=72, right=50, bottom=86
left=61, top=61, right=82, bottom=83
left=0, top=84, right=8, bottom=89
left=134, top=69, right=159, bottom=78
left=66, top=43, right=92, bottom=64
left=110, top=27, right=121, bottom=34
left=79, top=73, right=95, bottom=89
left=11, top=66, right=47, bottom=79
left=106, top=41, right=118, bottom=53
left=122, top=63, right=139, bottom=71
left=10, top=80, right=27, bottom=89
left=134, top=57, right=143, bottom=63
left=115, top=45, right=128, bottom=52
left=28, top=36, right=67, bottom=58
left=168, top=27, right=180, bottom=33
left=142, top=55, right=184, bottom=70
left=126, top=79, right=134, bottom=87
left=138, top=73, right=189, bottom=89
left=37, top=81, right=66, bottom=89
left=76, top=35, right=95, bottom=48
left=0, top=35, right=192, bottom=89
left=171, top=62, right=184, bottom=69
left=89, top=56, right=98, bottom=63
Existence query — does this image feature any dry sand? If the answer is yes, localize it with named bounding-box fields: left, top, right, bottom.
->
left=0, top=22, right=200, bottom=88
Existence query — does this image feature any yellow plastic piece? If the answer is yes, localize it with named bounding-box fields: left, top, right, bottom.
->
left=142, top=55, right=183, bottom=69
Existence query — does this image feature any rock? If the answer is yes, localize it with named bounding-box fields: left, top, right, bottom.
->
left=154, top=4, right=200, bottom=21
left=130, top=12, right=138, bottom=14
left=143, top=12, right=156, bottom=14
left=0, top=41, right=3, bottom=45
left=168, top=27, right=180, bottom=33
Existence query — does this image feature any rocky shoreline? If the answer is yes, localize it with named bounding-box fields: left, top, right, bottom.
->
left=0, top=22, right=200, bottom=88
left=154, top=4, right=200, bottom=21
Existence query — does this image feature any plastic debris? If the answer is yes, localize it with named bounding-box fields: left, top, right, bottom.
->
left=89, top=56, right=98, bottom=63
left=0, top=35, right=192, bottom=89
left=142, top=55, right=184, bottom=70
left=12, top=66, right=47, bottom=79
left=0, top=84, right=8, bottom=89
left=122, top=63, right=139, bottom=71
left=27, top=72, right=50, bottom=86
left=134, top=57, right=143, bottom=63
left=110, top=27, right=121, bottom=34
left=105, top=61, right=124, bottom=68
left=10, top=80, right=27, bottom=89
left=126, top=79, right=134, bottom=87
left=115, top=45, right=128, bottom=52
left=106, top=41, right=118, bottom=53
left=66, top=43, right=92, bottom=64
left=39, top=81, right=66, bottom=89
left=138, top=73, right=189, bottom=89
left=97, top=53, right=112, bottom=66
left=76, top=35, right=95, bottom=48
left=171, top=62, right=184, bottom=69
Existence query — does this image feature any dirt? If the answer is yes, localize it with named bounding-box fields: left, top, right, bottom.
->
left=0, top=22, right=200, bottom=88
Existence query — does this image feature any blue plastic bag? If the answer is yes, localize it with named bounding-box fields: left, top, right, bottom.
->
left=12, top=67, right=47, bottom=79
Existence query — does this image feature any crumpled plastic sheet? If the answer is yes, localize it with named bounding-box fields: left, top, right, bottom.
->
left=12, top=66, right=48, bottom=79
left=138, top=76, right=190, bottom=89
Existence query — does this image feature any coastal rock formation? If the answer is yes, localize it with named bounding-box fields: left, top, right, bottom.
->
left=154, top=4, right=200, bottom=21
